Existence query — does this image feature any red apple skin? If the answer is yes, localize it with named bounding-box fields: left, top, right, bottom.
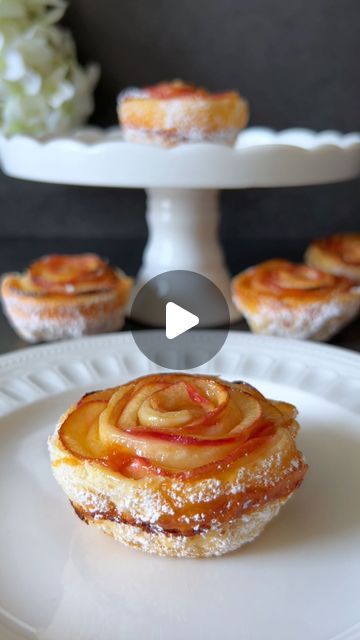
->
left=184, top=382, right=213, bottom=407
left=29, top=254, right=106, bottom=288
left=100, top=430, right=275, bottom=480
left=122, top=428, right=240, bottom=447
left=58, top=374, right=298, bottom=483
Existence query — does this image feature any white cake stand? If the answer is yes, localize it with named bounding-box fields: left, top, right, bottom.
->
left=1, top=127, right=359, bottom=323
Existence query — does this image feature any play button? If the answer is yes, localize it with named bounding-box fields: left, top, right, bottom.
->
left=130, top=270, right=230, bottom=369
left=165, top=302, right=199, bottom=339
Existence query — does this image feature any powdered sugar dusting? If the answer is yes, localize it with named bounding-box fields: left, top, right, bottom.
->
left=48, top=370, right=307, bottom=558
left=49, top=414, right=304, bottom=546
left=2, top=290, right=126, bottom=342
left=122, top=126, right=239, bottom=147
left=90, top=497, right=289, bottom=557
left=238, top=295, right=360, bottom=341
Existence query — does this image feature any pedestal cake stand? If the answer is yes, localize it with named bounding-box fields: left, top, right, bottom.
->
left=1, top=127, right=359, bottom=323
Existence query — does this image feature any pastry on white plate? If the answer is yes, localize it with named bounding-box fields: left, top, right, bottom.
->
left=49, top=373, right=308, bottom=558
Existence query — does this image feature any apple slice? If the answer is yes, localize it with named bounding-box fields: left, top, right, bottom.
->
left=122, top=428, right=239, bottom=447
left=229, top=391, right=262, bottom=433
left=271, top=400, right=297, bottom=422
left=259, top=263, right=334, bottom=294
left=120, top=382, right=171, bottom=427
left=99, top=424, right=238, bottom=470
left=137, top=382, right=205, bottom=429
left=229, top=380, right=265, bottom=400
left=260, top=398, right=296, bottom=430
left=145, top=81, right=208, bottom=100
left=59, top=400, right=107, bottom=458
left=99, top=428, right=278, bottom=480
left=185, top=378, right=229, bottom=406
left=59, top=375, right=302, bottom=484
left=188, top=391, right=262, bottom=438
left=185, top=382, right=213, bottom=407
left=29, top=254, right=107, bottom=287
left=129, top=391, right=263, bottom=443
left=78, top=387, right=119, bottom=406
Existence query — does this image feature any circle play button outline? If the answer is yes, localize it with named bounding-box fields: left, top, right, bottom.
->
left=130, top=270, right=230, bottom=370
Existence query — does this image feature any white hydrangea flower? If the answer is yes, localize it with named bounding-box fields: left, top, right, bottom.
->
left=0, top=0, right=100, bottom=136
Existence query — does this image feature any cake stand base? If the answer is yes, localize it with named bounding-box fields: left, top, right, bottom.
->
left=131, top=188, right=241, bottom=324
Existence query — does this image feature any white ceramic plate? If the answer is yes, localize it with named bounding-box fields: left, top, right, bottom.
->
left=0, top=332, right=359, bottom=640
left=1, top=127, right=359, bottom=187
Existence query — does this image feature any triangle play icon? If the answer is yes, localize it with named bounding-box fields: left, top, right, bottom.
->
left=165, top=302, right=199, bottom=340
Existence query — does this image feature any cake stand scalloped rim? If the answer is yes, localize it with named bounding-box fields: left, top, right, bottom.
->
left=1, top=126, right=360, bottom=189
left=1, top=126, right=360, bottom=149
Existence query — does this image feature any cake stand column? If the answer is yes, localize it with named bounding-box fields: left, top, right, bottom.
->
left=133, top=187, right=240, bottom=324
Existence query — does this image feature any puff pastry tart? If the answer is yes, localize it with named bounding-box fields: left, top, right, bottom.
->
left=49, top=373, right=308, bottom=558
left=305, top=233, right=360, bottom=283
left=117, top=80, right=249, bottom=147
left=232, top=259, right=360, bottom=341
left=1, top=254, right=132, bottom=342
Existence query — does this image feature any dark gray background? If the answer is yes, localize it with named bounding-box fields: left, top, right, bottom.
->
left=0, top=0, right=359, bottom=251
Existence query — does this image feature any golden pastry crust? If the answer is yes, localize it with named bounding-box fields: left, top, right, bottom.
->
left=117, top=80, right=249, bottom=147
left=49, top=373, right=308, bottom=558
left=305, top=233, right=360, bottom=282
left=1, top=254, right=132, bottom=342
left=73, top=497, right=290, bottom=558
left=232, top=259, right=360, bottom=341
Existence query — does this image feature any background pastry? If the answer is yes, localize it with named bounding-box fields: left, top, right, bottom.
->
left=118, top=79, right=249, bottom=147
left=1, top=253, right=132, bottom=342
left=305, top=233, right=360, bottom=282
left=232, top=258, right=360, bottom=341
left=49, top=373, right=307, bottom=558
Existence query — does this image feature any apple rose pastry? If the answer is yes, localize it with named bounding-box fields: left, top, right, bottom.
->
left=1, top=254, right=132, bottom=343
left=49, top=373, right=308, bottom=558
left=117, top=79, right=249, bottom=147
left=305, top=233, right=360, bottom=283
left=232, top=259, right=360, bottom=341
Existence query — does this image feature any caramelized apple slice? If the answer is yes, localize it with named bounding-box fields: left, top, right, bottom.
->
left=184, top=378, right=229, bottom=406
left=29, top=254, right=107, bottom=288
left=138, top=382, right=206, bottom=429
left=144, top=80, right=208, bottom=100
left=99, top=414, right=237, bottom=470
left=257, top=262, right=335, bottom=295
left=121, top=429, right=239, bottom=447
left=78, top=387, right=120, bottom=406
left=182, top=390, right=262, bottom=439
left=59, top=401, right=107, bottom=458
left=119, top=382, right=170, bottom=427
left=229, top=391, right=262, bottom=432
left=58, top=374, right=302, bottom=483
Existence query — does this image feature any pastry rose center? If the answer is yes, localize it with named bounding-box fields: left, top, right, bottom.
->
left=59, top=374, right=300, bottom=479
left=24, top=253, right=120, bottom=294
left=261, top=264, right=334, bottom=291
